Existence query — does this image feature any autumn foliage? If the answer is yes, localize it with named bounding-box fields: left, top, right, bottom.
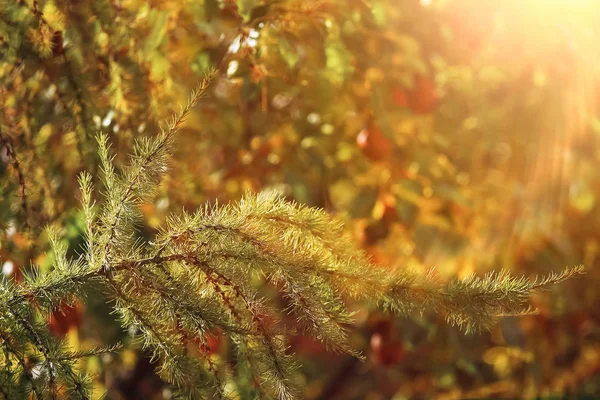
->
left=1, top=0, right=600, bottom=398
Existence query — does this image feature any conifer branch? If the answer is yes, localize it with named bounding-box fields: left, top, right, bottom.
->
left=8, top=308, right=58, bottom=399
left=0, top=126, right=30, bottom=229
left=0, top=75, right=584, bottom=399
left=21, top=0, right=92, bottom=150
left=56, top=344, right=122, bottom=362
left=98, top=71, right=217, bottom=274
left=0, top=329, right=44, bottom=399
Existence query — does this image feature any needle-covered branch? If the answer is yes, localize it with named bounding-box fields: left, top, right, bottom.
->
left=0, top=74, right=583, bottom=399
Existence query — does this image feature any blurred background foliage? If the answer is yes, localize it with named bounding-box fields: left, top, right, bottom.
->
left=1, top=0, right=600, bottom=398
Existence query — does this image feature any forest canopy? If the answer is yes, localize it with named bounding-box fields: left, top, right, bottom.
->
left=1, top=0, right=599, bottom=399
